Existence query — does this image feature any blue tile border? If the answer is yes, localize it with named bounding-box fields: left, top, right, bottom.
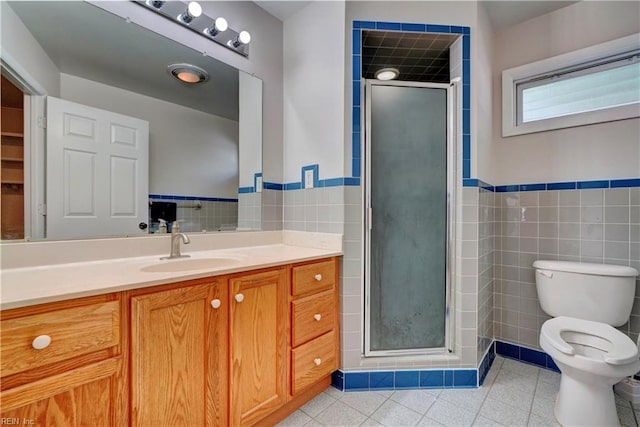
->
left=332, top=368, right=478, bottom=392
left=478, top=342, right=496, bottom=386
left=149, top=194, right=238, bottom=202
left=495, top=340, right=560, bottom=373
left=238, top=172, right=263, bottom=194
left=351, top=20, right=471, bottom=182
left=463, top=178, right=640, bottom=191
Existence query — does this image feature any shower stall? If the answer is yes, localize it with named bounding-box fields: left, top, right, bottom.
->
left=364, top=79, right=457, bottom=356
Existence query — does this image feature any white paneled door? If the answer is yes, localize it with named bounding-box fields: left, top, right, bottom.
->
left=46, top=97, right=149, bottom=239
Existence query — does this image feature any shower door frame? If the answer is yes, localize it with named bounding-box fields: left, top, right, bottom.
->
left=363, top=79, right=457, bottom=357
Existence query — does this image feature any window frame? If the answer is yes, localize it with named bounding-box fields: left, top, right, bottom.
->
left=502, top=33, right=640, bottom=137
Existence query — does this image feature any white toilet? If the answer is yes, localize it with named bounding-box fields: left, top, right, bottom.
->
left=533, top=260, right=640, bottom=426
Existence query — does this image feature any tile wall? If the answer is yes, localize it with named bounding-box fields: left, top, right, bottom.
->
left=237, top=192, right=262, bottom=230
left=261, top=189, right=283, bottom=231
left=477, top=188, right=495, bottom=360
left=149, top=197, right=238, bottom=233
left=494, top=187, right=640, bottom=349
left=282, top=186, right=345, bottom=234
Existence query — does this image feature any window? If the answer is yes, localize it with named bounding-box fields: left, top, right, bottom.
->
left=502, top=33, right=640, bottom=137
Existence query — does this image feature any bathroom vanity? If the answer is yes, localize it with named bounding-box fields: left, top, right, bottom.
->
left=0, top=236, right=341, bottom=426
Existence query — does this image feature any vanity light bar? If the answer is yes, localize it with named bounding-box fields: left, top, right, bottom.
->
left=138, top=0, right=250, bottom=57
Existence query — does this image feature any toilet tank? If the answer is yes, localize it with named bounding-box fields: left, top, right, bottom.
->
left=533, top=260, right=639, bottom=326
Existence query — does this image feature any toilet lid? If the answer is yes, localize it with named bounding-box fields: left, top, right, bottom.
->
left=541, top=316, right=639, bottom=365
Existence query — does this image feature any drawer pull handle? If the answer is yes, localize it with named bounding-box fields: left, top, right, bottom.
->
left=32, top=335, right=52, bottom=350
left=314, top=314, right=322, bottom=321
left=211, top=299, right=221, bottom=309
left=314, top=274, right=322, bottom=281
left=235, top=293, right=245, bottom=303
left=314, top=358, right=322, bottom=366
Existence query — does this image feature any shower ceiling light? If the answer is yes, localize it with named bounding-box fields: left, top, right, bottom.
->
left=375, top=68, right=400, bottom=81
left=168, top=63, right=209, bottom=84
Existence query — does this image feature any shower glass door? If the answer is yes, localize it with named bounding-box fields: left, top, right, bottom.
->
left=365, top=80, right=450, bottom=355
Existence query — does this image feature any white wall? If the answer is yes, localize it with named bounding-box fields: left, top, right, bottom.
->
left=283, top=1, right=346, bottom=183
left=490, top=1, right=640, bottom=185
left=0, top=2, right=60, bottom=96
left=91, top=0, right=284, bottom=183
left=239, top=72, right=263, bottom=188
left=474, top=3, right=495, bottom=184
left=61, top=73, right=239, bottom=198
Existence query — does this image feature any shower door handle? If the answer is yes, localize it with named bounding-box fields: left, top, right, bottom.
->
left=367, top=207, right=373, bottom=230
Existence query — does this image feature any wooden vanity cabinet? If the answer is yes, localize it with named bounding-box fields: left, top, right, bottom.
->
left=229, top=268, right=288, bottom=426
left=129, top=278, right=228, bottom=427
left=0, top=293, right=126, bottom=426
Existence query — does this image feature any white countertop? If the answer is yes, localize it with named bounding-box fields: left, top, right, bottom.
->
left=0, top=232, right=342, bottom=310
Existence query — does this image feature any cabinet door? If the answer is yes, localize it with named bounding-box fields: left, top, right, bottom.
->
left=230, top=269, right=287, bottom=426
left=131, top=282, right=228, bottom=427
left=0, top=358, right=121, bottom=426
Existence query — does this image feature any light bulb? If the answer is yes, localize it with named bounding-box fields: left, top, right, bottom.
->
left=238, top=30, right=251, bottom=45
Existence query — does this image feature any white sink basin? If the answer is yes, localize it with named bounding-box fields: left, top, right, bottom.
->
left=141, top=257, right=239, bottom=273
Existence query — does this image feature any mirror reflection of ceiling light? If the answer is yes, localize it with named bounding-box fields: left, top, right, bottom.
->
left=178, top=1, right=202, bottom=24
left=375, top=68, right=400, bottom=81
left=167, top=63, right=209, bottom=84
left=204, top=17, right=228, bottom=37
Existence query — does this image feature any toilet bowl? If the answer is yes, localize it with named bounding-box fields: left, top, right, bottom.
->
left=541, top=316, right=640, bottom=426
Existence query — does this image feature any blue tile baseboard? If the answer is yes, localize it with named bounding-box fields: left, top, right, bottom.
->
left=495, top=340, right=560, bottom=373
left=478, top=340, right=496, bottom=386
left=331, top=368, right=479, bottom=392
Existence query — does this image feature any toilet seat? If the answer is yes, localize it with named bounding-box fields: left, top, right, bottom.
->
left=541, top=316, right=639, bottom=365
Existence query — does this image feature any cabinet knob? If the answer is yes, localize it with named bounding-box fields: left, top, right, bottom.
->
left=235, top=293, right=245, bottom=303
left=314, top=274, right=322, bottom=281
left=211, top=299, right=221, bottom=309
left=314, top=314, right=322, bottom=321
left=314, top=358, right=322, bottom=366
left=32, top=335, right=52, bottom=350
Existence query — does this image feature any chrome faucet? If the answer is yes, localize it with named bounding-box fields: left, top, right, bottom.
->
left=161, top=221, right=190, bottom=259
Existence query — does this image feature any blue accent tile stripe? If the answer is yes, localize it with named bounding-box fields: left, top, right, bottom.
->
left=262, top=182, right=283, bottom=191
left=464, top=178, right=640, bottom=192
left=577, top=180, right=609, bottom=189
left=149, top=194, right=238, bottom=202
left=238, top=187, right=253, bottom=194
left=351, top=20, right=471, bottom=184
left=611, top=178, right=640, bottom=188
left=333, top=368, right=481, bottom=391
left=376, top=21, right=402, bottom=30
left=495, top=340, right=560, bottom=373
left=402, top=23, right=426, bottom=32
left=547, top=181, right=577, bottom=190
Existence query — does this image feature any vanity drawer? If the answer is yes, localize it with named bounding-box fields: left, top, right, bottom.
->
left=1, top=301, right=120, bottom=377
left=291, top=330, right=337, bottom=395
left=292, top=260, right=335, bottom=296
left=292, top=290, right=336, bottom=347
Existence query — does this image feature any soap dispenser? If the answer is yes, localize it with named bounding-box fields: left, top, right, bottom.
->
left=158, top=219, right=168, bottom=234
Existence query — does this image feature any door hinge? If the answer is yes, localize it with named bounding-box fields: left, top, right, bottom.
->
left=37, top=116, right=47, bottom=129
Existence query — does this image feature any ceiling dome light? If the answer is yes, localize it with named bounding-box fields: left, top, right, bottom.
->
left=230, top=30, right=251, bottom=48
left=167, top=63, right=209, bottom=84
left=375, top=68, right=400, bottom=81
left=204, top=17, right=228, bottom=37
left=178, top=1, right=202, bottom=24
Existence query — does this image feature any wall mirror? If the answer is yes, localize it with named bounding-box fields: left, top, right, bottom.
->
left=1, top=0, right=263, bottom=241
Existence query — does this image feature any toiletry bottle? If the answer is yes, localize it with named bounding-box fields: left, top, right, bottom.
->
left=158, top=219, right=167, bottom=233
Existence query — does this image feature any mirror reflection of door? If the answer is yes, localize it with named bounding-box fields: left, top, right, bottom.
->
left=46, top=97, right=149, bottom=240
left=0, top=76, right=25, bottom=240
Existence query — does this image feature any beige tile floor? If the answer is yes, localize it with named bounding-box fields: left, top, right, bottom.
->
left=278, top=356, right=640, bottom=426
